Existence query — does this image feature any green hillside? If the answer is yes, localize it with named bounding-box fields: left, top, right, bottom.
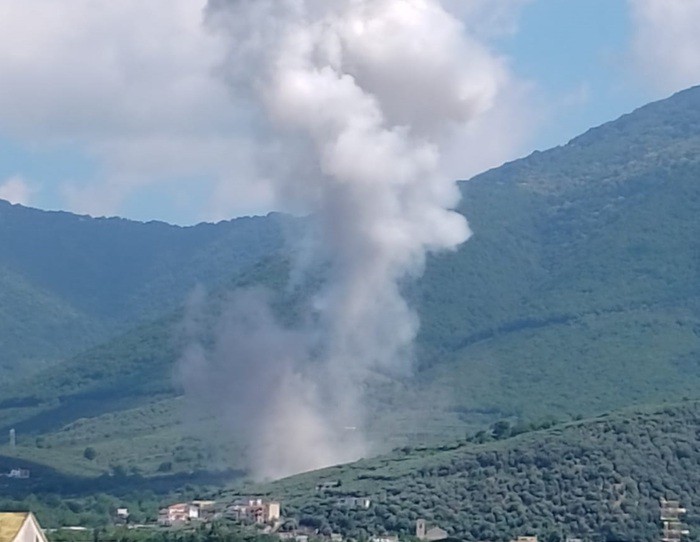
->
left=0, top=260, right=295, bottom=477
left=0, top=201, right=286, bottom=373
left=0, top=265, right=105, bottom=378
left=3, top=401, right=699, bottom=539
left=1, top=86, right=700, bottom=475
left=249, top=401, right=700, bottom=542
left=411, top=84, right=700, bottom=426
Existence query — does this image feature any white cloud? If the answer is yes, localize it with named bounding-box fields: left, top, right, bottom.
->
left=0, top=0, right=536, bottom=222
left=0, top=175, right=34, bottom=205
left=629, top=0, right=700, bottom=94
left=442, top=80, right=538, bottom=180
left=0, top=0, right=264, bottom=220
left=0, top=1, right=231, bottom=139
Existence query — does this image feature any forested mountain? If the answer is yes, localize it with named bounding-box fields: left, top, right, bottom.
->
left=0, top=202, right=286, bottom=374
left=413, top=83, right=700, bottom=426
left=254, top=400, right=700, bottom=542
left=1, top=85, right=700, bottom=475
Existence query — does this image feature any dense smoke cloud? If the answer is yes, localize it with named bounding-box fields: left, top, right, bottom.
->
left=180, top=0, right=510, bottom=479
left=0, top=0, right=530, bottom=222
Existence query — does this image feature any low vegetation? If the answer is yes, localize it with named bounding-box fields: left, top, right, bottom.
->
left=6, top=402, right=700, bottom=541
left=244, top=401, right=700, bottom=542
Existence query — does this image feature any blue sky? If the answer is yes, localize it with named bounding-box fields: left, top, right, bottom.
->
left=502, top=0, right=650, bottom=149
left=0, top=0, right=698, bottom=225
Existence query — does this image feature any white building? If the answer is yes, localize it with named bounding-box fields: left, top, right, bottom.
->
left=158, top=503, right=200, bottom=526
left=229, top=499, right=280, bottom=524
left=337, top=497, right=371, bottom=509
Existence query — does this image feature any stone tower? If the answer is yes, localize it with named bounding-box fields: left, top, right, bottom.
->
left=416, top=519, right=426, bottom=540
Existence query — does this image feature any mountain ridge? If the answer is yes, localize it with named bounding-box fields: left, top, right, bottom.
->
left=0, top=200, right=288, bottom=373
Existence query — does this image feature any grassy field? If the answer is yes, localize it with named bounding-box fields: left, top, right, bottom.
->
left=0, top=397, right=247, bottom=478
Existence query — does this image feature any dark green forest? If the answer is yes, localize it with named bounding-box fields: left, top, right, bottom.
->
left=252, top=401, right=700, bottom=542
left=0, top=205, right=287, bottom=377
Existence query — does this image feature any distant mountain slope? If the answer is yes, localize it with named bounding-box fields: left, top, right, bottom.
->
left=2, top=86, right=700, bottom=469
left=0, top=265, right=105, bottom=376
left=412, top=84, right=700, bottom=424
left=256, top=401, right=700, bottom=542
left=420, top=84, right=700, bottom=351
left=0, top=201, right=286, bottom=371
left=0, top=257, right=293, bottom=438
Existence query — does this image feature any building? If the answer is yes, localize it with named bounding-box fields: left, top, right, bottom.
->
left=229, top=499, right=280, bottom=524
left=191, top=501, right=218, bottom=521
left=115, top=508, right=129, bottom=524
left=191, top=501, right=216, bottom=510
left=0, top=512, right=49, bottom=542
left=661, top=499, right=689, bottom=542
left=512, top=537, right=538, bottom=542
left=158, top=503, right=199, bottom=526
left=5, top=470, right=29, bottom=479
left=417, top=519, right=426, bottom=539
left=416, top=520, right=447, bottom=542
left=425, top=527, right=448, bottom=541
left=316, top=481, right=340, bottom=492
left=337, top=497, right=371, bottom=509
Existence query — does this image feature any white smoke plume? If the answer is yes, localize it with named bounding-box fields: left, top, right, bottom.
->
left=180, top=0, right=510, bottom=480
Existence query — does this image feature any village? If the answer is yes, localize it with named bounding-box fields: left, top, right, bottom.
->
left=0, top=465, right=691, bottom=542
left=150, top=496, right=452, bottom=542
left=0, top=495, right=454, bottom=542
left=0, top=490, right=692, bottom=542
left=112, top=494, right=522, bottom=542
left=34, top=496, right=682, bottom=542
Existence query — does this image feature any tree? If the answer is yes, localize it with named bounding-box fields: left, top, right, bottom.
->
left=83, top=447, right=97, bottom=461
left=491, top=420, right=512, bottom=440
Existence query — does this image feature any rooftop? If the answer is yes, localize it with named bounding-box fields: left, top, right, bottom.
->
left=0, top=513, right=28, bottom=542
